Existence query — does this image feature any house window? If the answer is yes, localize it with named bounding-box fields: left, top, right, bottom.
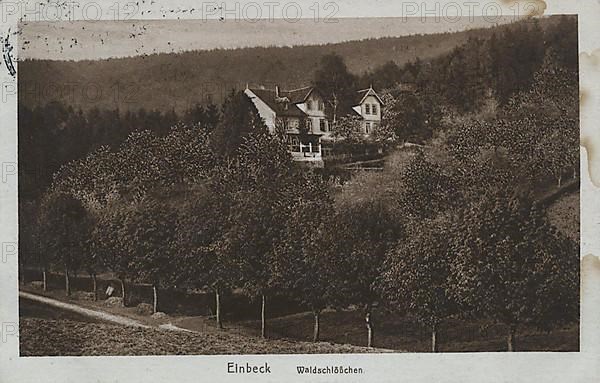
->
left=365, top=122, right=371, bottom=134
left=372, top=104, right=378, bottom=115
left=319, top=101, right=324, bottom=111
left=320, top=119, right=327, bottom=132
left=365, top=104, right=371, bottom=115
left=287, top=135, right=300, bottom=152
left=306, top=119, right=313, bottom=131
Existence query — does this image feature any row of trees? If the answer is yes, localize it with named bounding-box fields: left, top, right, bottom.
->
left=28, top=121, right=394, bottom=342
left=24, top=83, right=578, bottom=351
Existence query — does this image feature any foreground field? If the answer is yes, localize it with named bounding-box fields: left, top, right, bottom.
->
left=20, top=317, right=385, bottom=356
left=19, top=298, right=383, bottom=356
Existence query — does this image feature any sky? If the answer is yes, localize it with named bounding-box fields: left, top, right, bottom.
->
left=19, top=16, right=520, bottom=61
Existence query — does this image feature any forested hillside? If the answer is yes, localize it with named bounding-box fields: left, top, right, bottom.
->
left=18, top=16, right=576, bottom=201
left=19, top=16, right=566, bottom=113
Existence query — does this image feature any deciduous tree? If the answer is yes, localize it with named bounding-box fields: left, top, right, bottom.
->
left=210, top=90, right=266, bottom=158
left=121, top=197, right=179, bottom=313
left=326, top=200, right=403, bottom=347
left=38, top=192, right=90, bottom=296
left=398, top=151, right=458, bottom=219
left=273, top=172, right=334, bottom=342
left=449, top=193, right=579, bottom=351
left=380, top=215, right=456, bottom=352
left=176, top=180, right=235, bottom=329
left=314, top=54, right=357, bottom=123
left=224, top=129, right=295, bottom=338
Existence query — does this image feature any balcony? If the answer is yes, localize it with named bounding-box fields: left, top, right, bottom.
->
left=299, top=142, right=321, bottom=157
left=289, top=142, right=323, bottom=167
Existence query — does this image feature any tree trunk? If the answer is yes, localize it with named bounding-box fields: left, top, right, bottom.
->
left=313, top=311, right=321, bottom=342
left=365, top=309, right=374, bottom=348
left=215, top=288, right=223, bottom=329
left=119, top=278, right=126, bottom=307
left=507, top=325, right=517, bottom=352
left=64, top=267, right=71, bottom=296
left=332, top=97, right=337, bottom=125
left=42, top=268, right=48, bottom=291
left=152, top=285, right=158, bottom=314
left=91, top=273, right=98, bottom=301
left=261, top=294, right=267, bottom=339
left=431, top=323, right=438, bottom=353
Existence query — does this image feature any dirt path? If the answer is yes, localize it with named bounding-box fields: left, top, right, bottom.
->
left=20, top=291, right=151, bottom=328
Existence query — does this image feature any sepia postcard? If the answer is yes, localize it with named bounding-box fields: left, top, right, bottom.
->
left=1, top=0, right=599, bottom=382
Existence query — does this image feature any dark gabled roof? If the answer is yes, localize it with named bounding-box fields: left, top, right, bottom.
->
left=336, top=88, right=383, bottom=119
left=281, top=86, right=314, bottom=104
left=247, top=88, right=306, bottom=118
left=336, top=103, right=362, bottom=119
left=350, top=89, right=370, bottom=106
left=248, top=85, right=382, bottom=120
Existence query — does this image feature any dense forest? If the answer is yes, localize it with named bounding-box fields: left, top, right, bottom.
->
left=18, top=29, right=479, bottom=112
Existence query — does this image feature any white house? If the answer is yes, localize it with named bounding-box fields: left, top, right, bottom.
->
left=244, top=84, right=383, bottom=167
left=348, top=87, right=385, bottom=135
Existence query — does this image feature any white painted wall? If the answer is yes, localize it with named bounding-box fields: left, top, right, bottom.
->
left=359, top=94, right=382, bottom=135
left=298, top=92, right=327, bottom=134
left=360, top=95, right=382, bottom=122
left=244, top=89, right=276, bottom=134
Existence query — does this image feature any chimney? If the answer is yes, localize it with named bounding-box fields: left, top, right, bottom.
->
left=275, top=85, right=280, bottom=97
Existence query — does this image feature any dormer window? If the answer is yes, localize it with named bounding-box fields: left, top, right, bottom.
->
left=372, top=104, right=378, bottom=115
left=365, top=104, right=371, bottom=115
